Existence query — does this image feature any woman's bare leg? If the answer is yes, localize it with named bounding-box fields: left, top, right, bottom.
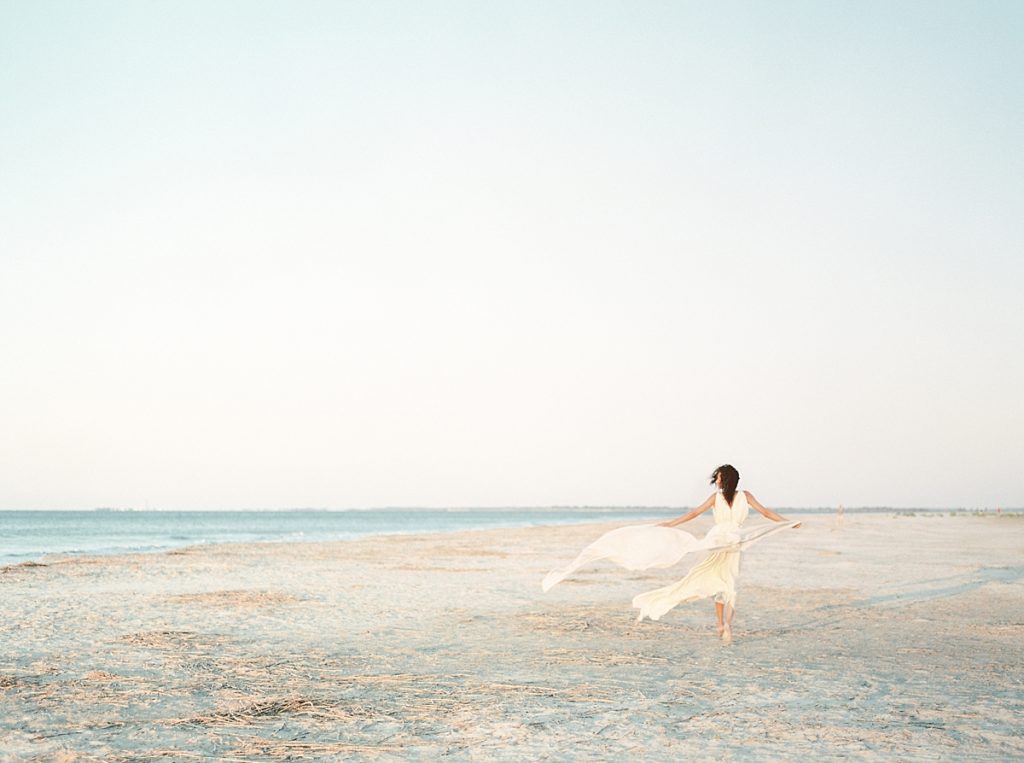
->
left=715, top=602, right=725, bottom=635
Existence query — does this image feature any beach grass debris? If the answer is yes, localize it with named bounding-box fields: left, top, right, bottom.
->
left=163, top=590, right=305, bottom=607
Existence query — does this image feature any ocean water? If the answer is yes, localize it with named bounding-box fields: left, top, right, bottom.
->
left=0, top=508, right=670, bottom=563
left=0, top=507, right=1009, bottom=564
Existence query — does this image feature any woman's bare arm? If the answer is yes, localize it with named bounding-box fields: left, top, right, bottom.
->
left=745, top=491, right=801, bottom=527
left=659, top=493, right=717, bottom=527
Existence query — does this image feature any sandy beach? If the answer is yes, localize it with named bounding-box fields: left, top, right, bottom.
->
left=2, top=513, right=1022, bottom=761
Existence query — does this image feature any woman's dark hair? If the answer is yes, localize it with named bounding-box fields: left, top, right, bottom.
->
left=711, top=464, right=740, bottom=507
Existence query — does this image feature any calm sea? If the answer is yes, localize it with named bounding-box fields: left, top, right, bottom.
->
left=0, top=508, right=670, bottom=563
left=0, top=507, right=1008, bottom=564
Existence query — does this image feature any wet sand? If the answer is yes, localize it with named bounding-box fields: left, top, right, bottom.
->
left=1, top=513, right=1022, bottom=761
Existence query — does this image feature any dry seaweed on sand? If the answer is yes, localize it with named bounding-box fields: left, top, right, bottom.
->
left=225, top=739, right=406, bottom=758
left=116, top=630, right=232, bottom=649
left=163, top=590, right=306, bottom=607
left=170, top=695, right=385, bottom=727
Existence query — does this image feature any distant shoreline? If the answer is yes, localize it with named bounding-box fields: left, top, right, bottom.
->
left=2, top=506, right=1021, bottom=513
left=2, top=507, right=1021, bottom=568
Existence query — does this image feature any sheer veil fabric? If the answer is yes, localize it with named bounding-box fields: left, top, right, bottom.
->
left=542, top=491, right=799, bottom=621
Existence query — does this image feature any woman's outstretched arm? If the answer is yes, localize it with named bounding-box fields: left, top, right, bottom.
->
left=658, top=493, right=716, bottom=527
left=745, top=491, right=801, bottom=527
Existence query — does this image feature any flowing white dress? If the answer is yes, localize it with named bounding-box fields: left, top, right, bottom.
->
left=542, top=490, right=798, bottom=622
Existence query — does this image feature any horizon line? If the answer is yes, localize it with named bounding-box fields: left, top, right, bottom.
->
left=0, top=505, right=1018, bottom=512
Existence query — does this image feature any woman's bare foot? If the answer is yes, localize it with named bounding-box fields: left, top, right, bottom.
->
left=721, top=623, right=732, bottom=644
left=716, top=622, right=725, bottom=638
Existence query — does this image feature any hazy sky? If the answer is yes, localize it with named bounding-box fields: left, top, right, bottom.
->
left=2, top=1, right=1021, bottom=509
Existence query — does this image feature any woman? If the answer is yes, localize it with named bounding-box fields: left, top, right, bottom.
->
left=542, top=464, right=800, bottom=644
left=643, top=464, right=800, bottom=642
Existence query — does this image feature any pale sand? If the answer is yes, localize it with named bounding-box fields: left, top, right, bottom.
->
left=1, top=513, right=1022, bottom=761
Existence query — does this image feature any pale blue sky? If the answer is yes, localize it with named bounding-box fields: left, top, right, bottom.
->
left=2, top=1, right=1021, bottom=509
